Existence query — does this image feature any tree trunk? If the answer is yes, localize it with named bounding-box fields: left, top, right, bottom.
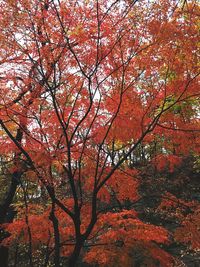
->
left=49, top=201, right=60, bottom=267
left=0, top=173, right=20, bottom=267
left=0, top=245, right=9, bottom=267
left=0, top=207, right=17, bottom=267
left=68, top=241, right=83, bottom=267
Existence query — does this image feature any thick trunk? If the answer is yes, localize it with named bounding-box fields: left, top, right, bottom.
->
left=0, top=173, right=20, bottom=267
left=0, top=174, right=19, bottom=221
left=0, top=208, right=16, bottom=267
left=67, top=196, right=97, bottom=266
left=68, top=241, right=83, bottom=267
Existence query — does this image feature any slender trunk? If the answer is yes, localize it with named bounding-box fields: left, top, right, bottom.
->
left=43, top=236, right=50, bottom=267
left=21, top=183, right=34, bottom=267
left=53, top=216, right=60, bottom=267
left=14, top=244, right=19, bottom=267
left=49, top=202, right=60, bottom=267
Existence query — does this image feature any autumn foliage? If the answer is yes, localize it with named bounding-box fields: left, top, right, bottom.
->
left=0, top=0, right=199, bottom=266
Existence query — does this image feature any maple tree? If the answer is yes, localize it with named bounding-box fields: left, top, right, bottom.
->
left=0, top=0, right=199, bottom=266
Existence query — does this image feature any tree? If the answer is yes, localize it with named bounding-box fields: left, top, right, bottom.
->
left=0, top=0, right=199, bottom=266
